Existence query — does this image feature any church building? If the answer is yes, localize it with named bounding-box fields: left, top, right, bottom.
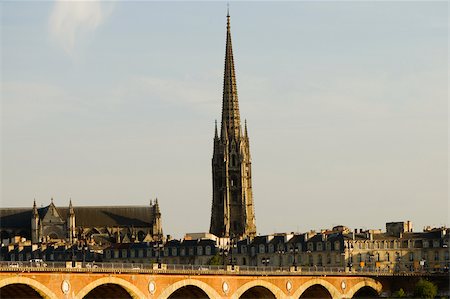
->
left=0, top=199, right=163, bottom=245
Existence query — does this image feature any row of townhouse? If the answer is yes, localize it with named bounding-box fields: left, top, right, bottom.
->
left=0, top=241, right=102, bottom=263
left=1, top=222, right=448, bottom=273
left=230, top=222, right=449, bottom=272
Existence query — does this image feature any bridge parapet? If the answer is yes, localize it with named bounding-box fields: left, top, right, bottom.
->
left=0, top=261, right=446, bottom=277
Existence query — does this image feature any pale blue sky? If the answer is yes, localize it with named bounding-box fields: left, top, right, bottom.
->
left=1, top=1, right=448, bottom=238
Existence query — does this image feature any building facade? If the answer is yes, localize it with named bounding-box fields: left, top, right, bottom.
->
left=210, top=13, right=257, bottom=239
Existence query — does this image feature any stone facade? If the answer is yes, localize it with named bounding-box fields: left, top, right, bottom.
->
left=210, top=13, right=256, bottom=239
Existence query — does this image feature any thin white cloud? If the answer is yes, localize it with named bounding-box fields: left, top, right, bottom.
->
left=48, top=0, right=114, bottom=56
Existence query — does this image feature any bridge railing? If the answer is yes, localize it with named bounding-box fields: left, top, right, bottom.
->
left=0, top=261, right=447, bottom=276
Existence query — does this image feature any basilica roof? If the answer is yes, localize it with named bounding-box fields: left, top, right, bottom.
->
left=0, top=205, right=156, bottom=229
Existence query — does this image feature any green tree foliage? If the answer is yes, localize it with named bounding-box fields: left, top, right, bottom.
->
left=208, top=253, right=222, bottom=265
left=414, top=279, right=438, bottom=299
left=393, top=288, right=406, bottom=298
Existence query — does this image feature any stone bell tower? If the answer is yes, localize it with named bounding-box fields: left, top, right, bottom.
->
left=209, top=12, right=256, bottom=239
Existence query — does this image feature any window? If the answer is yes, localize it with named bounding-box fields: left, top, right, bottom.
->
left=357, top=253, right=362, bottom=263
left=326, top=242, right=331, bottom=251
left=172, top=248, right=177, bottom=256
left=146, top=248, right=152, bottom=257
left=409, top=252, right=414, bottom=262
left=308, top=254, right=313, bottom=266
left=385, top=252, right=390, bottom=262
left=433, top=240, right=440, bottom=248
left=307, top=242, right=314, bottom=251
left=259, top=244, right=265, bottom=254
left=205, top=246, right=211, bottom=255
left=445, top=251, right=449, bottom=261
left=122, top=249, right=127, bottom=258
left=380, top=242, right=385, bottom=249
left=376, top=253, right=380, bottom=262
left=317, top=242, right=323, bottom=251
left=326, top=254, right=331, bottom=264
left=268, top=244, right=274, bottom=253
left=130, top=250, right=135, bottom=258
left=241, top=245, right=247, bottom=254
left=180, top=248, right=185, bottom=256
left=317, top=254, right=323, bottom=266
left=138, top=249, right=143, bottom=258
left=334, top=241, right=340, bottom=251
left=434, top=251, right=439, bottom=261
left=423, top=241, right=429, bottom=248
left=197, top=246, right=203, bottom=256
left=189, top=247, right=194, bottom=256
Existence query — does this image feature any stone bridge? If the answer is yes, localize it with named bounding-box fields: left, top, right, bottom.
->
left=0, top=264, right=447, bottom=298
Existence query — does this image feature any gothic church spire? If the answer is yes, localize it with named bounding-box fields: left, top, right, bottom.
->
left=221, top=13, right=241, bottom=140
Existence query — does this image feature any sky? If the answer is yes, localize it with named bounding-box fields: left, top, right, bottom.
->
left=1, top=1, right=448, bottom=239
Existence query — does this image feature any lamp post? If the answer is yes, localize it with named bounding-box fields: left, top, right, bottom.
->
left=290, top=245, right=299, bottom=271
left=154, top=240, right=163, bottom=268
left=262, top=257, right=270, bottom=267
left=229, top=234, right=236, bottom=269
left=221, top=245, right=228, bottom=269
left=345, top=239, right=353, bottom=272
left=277, top=246, right=285, bottom=269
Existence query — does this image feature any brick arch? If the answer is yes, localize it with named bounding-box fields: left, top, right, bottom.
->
left=291, top=278, right=341, bottom=299
left=345, top=279, right=382, bottom=298
left=231, top=280, right=285, bottom=299
left=0, top=276, right=58, bottom=299
left=158, top=278, right=222, bottom=299
left=76, top=276, right=146, bottom=299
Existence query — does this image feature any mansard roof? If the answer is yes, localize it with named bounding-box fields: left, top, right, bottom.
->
left=0, top=205, right=156, bottom=229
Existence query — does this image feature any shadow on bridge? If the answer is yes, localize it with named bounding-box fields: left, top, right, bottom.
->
left=167, top=285, right=210, bottom=299
left=0, top=283, right=43, bottom=299
left=352, top=286, right=379, bottom=298
left=240, top=286, right=276, bottom=298
left=299, top=284, right=332, bottom=299
left=84, top=283, right=133, bottom=298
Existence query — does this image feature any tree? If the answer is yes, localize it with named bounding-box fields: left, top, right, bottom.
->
left=207, top=253, right=222, bottom=266
left=414, top=279, right=438, bottom=299
left=392, top=288, right=406, bottom=298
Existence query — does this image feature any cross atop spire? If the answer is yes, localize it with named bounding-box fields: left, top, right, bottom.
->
left=221, top=11, right=241, bottom=140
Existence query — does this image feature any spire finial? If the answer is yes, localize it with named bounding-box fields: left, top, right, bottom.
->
left=227, top=3, right=230, bottom=18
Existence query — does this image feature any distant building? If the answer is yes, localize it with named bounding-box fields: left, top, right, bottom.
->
left=210, top=13, right=257, bottom=239
left=0, top=198, right=163, bottom=245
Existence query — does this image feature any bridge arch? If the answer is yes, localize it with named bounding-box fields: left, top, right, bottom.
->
left=231, top=280, right=284, bottom=299
left=291, top=278, right=341, bottom=299
left=76, top=276, right=146, bottom=299
left=158, top=278, right=222, bottom=299
left=345, top=279, right=382, bottom=298
left=0, top=276, right=58, bottom=299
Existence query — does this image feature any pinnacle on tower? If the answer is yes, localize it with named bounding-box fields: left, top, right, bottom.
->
left=69, top=199, right=74, bottom=215
left=33, top=199, right=38, bottom=216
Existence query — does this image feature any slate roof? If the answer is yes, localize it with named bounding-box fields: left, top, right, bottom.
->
left=0, top=205, right=156, bottom=229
